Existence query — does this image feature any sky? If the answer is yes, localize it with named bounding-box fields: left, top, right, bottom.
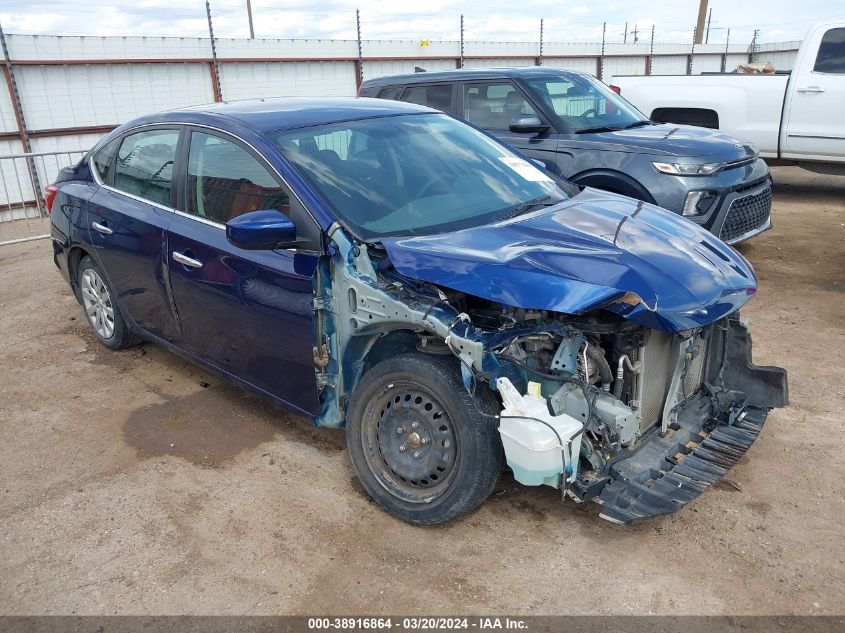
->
left=1, top=0, right=842, bottom=45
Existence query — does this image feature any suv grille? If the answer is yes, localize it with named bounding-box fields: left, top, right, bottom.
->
left=720, top=185, right=772, bottom=243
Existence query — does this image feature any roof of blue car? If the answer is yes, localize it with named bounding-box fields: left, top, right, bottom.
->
left=171, top=97, right=433, bottom=132
left=362, top=66, right=587, bottom=87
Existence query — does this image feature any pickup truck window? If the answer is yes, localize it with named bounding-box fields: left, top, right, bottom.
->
left=273, top=113, right=569, bottom=240
left=814, top=28, right=845, bottom=73
left=463, top=81, right=536, bottom=130
left=523, top=75, right=645, bottom=133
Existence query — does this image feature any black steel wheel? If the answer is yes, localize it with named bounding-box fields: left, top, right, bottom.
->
left=346, top=352, right=504, bottom=525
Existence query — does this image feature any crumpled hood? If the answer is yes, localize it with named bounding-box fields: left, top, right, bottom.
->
left=381, top=189, right=757, bottom=332
left=581, top=123, right=757, bottom=160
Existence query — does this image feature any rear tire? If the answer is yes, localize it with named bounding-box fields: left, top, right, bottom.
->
left=346, top=352, right=504, bottom=525
left=77, top=256, right=140, bottom=350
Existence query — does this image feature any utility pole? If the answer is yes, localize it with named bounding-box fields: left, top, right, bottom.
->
left=705, top=7, right=712, bottom=44
left=623, top=22, right=628, bottom=44
left=206, top=0, right=222, bottom=101
left=538, top=18, right=544, bottom=65
left=246, top=0, right=254, bottom=39
left=632, top=24, right=639, bottom=44
left=694, top=0, right=708, bottom=44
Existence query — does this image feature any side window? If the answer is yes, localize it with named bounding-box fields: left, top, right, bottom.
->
left=399, top=84, right=453, bottom=112
left=377, top=86, right=404, bottom=100
left=463, top=82, right=536, bottom=130
left=186, top=132, right=290, bottom=224
left=814, top=28, right=845, bottom=73
left=113, top=129, right=179, bottom=206
left=91, top=138, right=119, bottom=184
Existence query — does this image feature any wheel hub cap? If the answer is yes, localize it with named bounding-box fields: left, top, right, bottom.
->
left=80, top=268, right=115, bottom=339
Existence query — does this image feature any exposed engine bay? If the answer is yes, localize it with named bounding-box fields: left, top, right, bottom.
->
left=314, top=225, right=788, bottom=524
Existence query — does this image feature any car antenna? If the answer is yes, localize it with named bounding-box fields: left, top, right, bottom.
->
left=414, top=66, right=427, bottom=73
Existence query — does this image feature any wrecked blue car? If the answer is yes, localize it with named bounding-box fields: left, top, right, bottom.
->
left=49, top=97, right=788, bottom=525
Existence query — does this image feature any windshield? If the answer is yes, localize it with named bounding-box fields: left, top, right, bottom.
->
left=272, top=113, right=572, bottom=241
left=523, top=74, right=648, bottom=134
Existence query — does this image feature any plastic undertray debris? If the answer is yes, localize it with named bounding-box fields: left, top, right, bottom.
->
left=595, top=400, right=768, bottom=524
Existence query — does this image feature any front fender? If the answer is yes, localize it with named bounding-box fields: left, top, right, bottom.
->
left=569, top=169, right=656, bottom=204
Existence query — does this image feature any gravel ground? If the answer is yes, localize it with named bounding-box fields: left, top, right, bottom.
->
left=0, top=166, right=842, bottom=616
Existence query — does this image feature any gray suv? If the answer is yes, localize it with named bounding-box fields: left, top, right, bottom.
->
left=361, top=67, right=773, bottom=244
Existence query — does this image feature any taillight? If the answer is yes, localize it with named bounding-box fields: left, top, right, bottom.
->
left=609, top=84, right=621, bottom=94
left=45, top=185, right=58, bottom=214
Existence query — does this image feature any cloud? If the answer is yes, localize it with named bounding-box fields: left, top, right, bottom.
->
left=0, top=0, right=838, bottom=44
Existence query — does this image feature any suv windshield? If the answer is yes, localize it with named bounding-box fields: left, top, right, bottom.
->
left=522, top=74, right=648, bottom=134
left=272, top=113, right=572, bottom=241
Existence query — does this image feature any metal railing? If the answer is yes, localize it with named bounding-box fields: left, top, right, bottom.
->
left=0, top=149, right=88, bottom=246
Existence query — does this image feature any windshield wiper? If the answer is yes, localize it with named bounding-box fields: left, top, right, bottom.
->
left=497, top=194, right=558, bottom=221
left=622, top=119, right=654, bottom=129
left=574, top=125, right=622, bottom=134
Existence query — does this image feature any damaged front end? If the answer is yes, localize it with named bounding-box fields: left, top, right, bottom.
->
left=314, top=217, right=787, bottom=525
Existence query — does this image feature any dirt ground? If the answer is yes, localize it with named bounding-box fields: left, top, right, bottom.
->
left=0, top=166, right=842, bottom=616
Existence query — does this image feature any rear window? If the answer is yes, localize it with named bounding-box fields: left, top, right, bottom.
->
left=91, top=138, right=119, bottom=183
left=377, top=86, right=403, bottom=100
left=113, top=129, right=179, bottom=207
left=399, top=84, right=453, bottom=112
left=814, top=28, right=845, bottom=73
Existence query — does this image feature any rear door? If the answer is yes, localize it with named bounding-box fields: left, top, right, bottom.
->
left=87, top=126, right=181, bottom=341
left=784, top=26, right=845, bottom=159
left=459, top=79, right=561, bottom=172
left=166, top=127, right=322, bottom=414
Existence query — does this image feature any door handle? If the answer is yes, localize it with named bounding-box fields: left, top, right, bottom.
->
left=172, top=251, right=203, bottom=269
left=797, top=86, right=825, bottom=93
left=91, top=221, right=113, bottom=235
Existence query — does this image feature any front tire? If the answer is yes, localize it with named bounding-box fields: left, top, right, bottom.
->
left=346, top=353, right=504, bottom=525
left=78, top=256, right=140, bottom=350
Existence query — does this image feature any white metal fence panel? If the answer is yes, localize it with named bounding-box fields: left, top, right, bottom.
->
left=603, top=56, right=647, bottom=77
left=464, top=58, right=537, bottom=68
left=692, top=54, right=724, bottom=74
left=363, top=59, right=457, bottom=82
left=649, top=54, right=690, bottom=75
left=542, top=58, right=599, bottom=74
left=15, top=63, right=214, bottom=129
left=219, top=61, right=357, bottom=100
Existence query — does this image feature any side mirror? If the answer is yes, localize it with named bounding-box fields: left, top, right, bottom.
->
left=226, top=209, right=297, bottom=250
left=509, top=115, right=550, bottom=134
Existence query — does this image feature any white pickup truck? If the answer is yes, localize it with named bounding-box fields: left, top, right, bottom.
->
left=612, top=20, right=845, bottom=175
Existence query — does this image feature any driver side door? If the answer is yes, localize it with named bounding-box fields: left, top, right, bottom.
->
left=167, top=128, right=322, bottom=415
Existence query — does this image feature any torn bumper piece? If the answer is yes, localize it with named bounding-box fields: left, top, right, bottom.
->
left=578, top=316, right=788, bottom=524
left=592, top=399, right=769, bottom=524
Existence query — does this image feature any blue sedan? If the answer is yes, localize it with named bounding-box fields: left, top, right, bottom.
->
left=49, top=98, right=786, bottom=525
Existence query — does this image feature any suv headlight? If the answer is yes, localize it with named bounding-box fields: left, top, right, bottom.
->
left=653, top=161, right=725, bottom=176
left=682, top=191, right=719, bottom=217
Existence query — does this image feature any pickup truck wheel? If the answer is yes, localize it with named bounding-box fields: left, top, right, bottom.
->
left=78, top=256, right=140, bottom=350
left=346, top=353, right=504, bottom=525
